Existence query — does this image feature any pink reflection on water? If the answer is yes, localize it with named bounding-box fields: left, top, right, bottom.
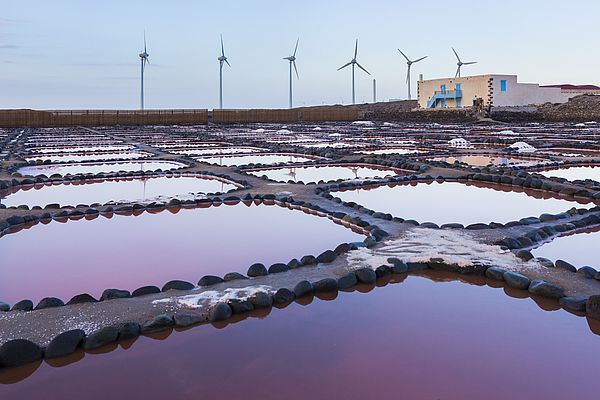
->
left=335, top=181, right=591, bottom=225
left=196, top=154, right=316, bottom=166
left=0, top=204, right=363, bottom=303
left=0, top=176, right=236, bottom=207
left=429, top=155, right=540, bottom=167
left=1, top=275, right=599, bottom=399
left=247, top=165, right=399, bottom=182
left=532, top=225, right=600, bottom=267
left=17, top=161, right=187, bottom=176
left=539, top=166, right=600, bottom=182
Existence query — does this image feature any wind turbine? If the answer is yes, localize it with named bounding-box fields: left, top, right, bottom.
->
left=452, top=47, right=477, bottom=78
left=138, top=32, right=150, bottom=110
left=218, top=35, right=231, bottom=109
left=398, top=50, right=427, bottom=100
left=338, top=39, right=370, bottom=105
left=283, top=38, right=299, bottom=109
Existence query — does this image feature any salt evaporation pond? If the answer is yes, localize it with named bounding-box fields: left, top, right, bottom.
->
left=532, top=226, right=600, bottom=267
left=171, top=147, right=266, bottom=156
left=196, top=154, right=315, bottom=166
left=25, top=152, right=151, bottom=163
left=0, top=204, right=363, bottom=303
left=17, top=161, right=187, bottom=176
left=248, top=165, right=399, bottom=183
left=335, top=181, right=589, bottom=225
left=357, top=148, right=423, bottom=155
left=28, top=145, right=133, bottom=154
left=2, top=273, right=600, bottom=399
left=430, top=155, right=540, bottom=167
left=0, top=176, right=237, bottom=207
left=539, top=166, right=600, bottom=182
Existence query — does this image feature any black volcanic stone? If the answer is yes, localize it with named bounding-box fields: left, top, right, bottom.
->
left=198, top=275, right=224, bottom=286
left=293, top=280, right=314, bottom=298
left=0, top=339, right=43, bottom=368
left=162, top=280, right=195, bottom=292
left=247, top=263, right=268, bottom=277
left=11, top=299, right=33, bottom=312
left=132, top=286, right=161, bottom=297
left=45, top=329, right=86, bottom=358
left=34, top=297, right=65, bottom=310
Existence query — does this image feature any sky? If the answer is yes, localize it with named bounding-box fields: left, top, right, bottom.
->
left=1, top=0, right=599, bottom=110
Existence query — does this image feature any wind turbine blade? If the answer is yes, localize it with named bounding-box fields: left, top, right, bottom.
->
left=463, top=61, right=477, bottom=65
left=356, top=62, right=370, bottom=75
left=225, top=59, right=231, bottom=67
left=413, top=56, right=428, bottom=63
left=337, top=61, right=352, bottom=71
left=398, top=49, right=410, bottom=62
left=220, top=35, right=225, bottom=57
left=293, top=38, right=299, bottom=57
left=354, top=39, right=358, bottom=59
left=293, top=60, right=299, bottom=79
left=452, top=47, right=461, bottom=62
left=144, top=31, right=147, bottom=53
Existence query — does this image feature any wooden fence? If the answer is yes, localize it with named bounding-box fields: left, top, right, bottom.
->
left=0, top=109, right=209, bottom=128
left=0, top=106, right=362, bottom=127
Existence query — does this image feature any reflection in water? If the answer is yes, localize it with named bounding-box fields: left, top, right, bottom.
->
left=335, top=181, right=592, bottom=225
left=196, top=154, right=316, bottom=166
left=430, top=155, right=539, bottom=167
left=0, top=203, right=364, bottom=303
left=0, top=176, right=236, bottom=207
left=25, top=152, right=151, bottom=163
left=1, top=272, right=599, bottom=399
left=532, top=225, right=600, bottom=267
left=17, top=161, right=187, bottom=176
left=539, top=166, right=600, bottom=182
left=247, top=165, right=399, bottom=182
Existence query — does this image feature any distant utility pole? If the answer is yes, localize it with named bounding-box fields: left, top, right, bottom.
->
left=373, top=79, right=377, bottom=103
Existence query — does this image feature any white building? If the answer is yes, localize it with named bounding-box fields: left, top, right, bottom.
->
left=418, top=74, right=599, bottom=109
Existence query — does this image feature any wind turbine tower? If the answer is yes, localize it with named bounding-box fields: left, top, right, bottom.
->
left=218, top=35, right=231, bottom=109
left=283, top=38, right=299, bottom=109
left=452, top=47, right=477, bottom=78
left=338, top=39, right=370, bottom=105
left=398, top=49, right=427, bottom=100
left=138, top=33, right=150, bottom=110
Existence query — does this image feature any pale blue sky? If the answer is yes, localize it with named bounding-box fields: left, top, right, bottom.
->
left=1, top=0, right=598, bottom=109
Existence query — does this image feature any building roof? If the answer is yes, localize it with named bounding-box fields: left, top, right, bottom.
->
left=541, top=84, right=600, bottom=90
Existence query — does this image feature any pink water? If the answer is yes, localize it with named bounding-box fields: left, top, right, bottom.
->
left=25, top=152, right=152, bottom=163
left=0, top=204, right=363, bottom=303
left=335, top=181, right=590, bottom=225
left=247, top=165, right=399, bottom=182
left=196, top=154, right=315, bottom=166
left=430, top=155, right=540, bottom=167
left=1, top=273, right=599, bottom=399
left=0, top=176, right=237, bottom=207
left=17, top=161, right=187, bottom=176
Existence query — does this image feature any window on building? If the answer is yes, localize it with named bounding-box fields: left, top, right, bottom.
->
left=441, top=84, right=446, bottom=93
left=501, top=80, right=507, bottom=92
left=456, top=83, right=461, bottom=92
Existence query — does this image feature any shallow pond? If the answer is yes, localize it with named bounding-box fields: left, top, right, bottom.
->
left=0, top=176, right=238, bottom=207
left=429, top=155, right=540, bottom=167
left=28, top=145, right=133, bottom=154
left=172, top=147, right=266, bottom=156
left=1, top=273, right=599, bottom=399
left=532, top=226, right=600, bottom=267
left=0, top=203, right=363, bottom=303
left=356, top=148, right=423, bottom=155
left=196, top=154, right=316, bottom=166
left=17, top=161, right=187, bottom=176
left=539, top=166, right=600, bottom=182
left=334, top=181, right=589, bottom=225
left=247, top=165, right=399, bottom=183
left=25, top=152, right=152, bottom=163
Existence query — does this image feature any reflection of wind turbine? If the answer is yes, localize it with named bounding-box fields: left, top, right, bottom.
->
left=218, top=35, right=231, bottom=109
left=397, top=50, right=427, bottom=100
left=338, top=39, right=370, bottom=105
left=452, top=47, right=477, bottom=78
left=350, top=166, right=359, bottom=179
left=139, top=32, right=150, bottom=110
left=283, top=38, right=299, bottom=109
left=284, top=167, right=297, bottom=182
